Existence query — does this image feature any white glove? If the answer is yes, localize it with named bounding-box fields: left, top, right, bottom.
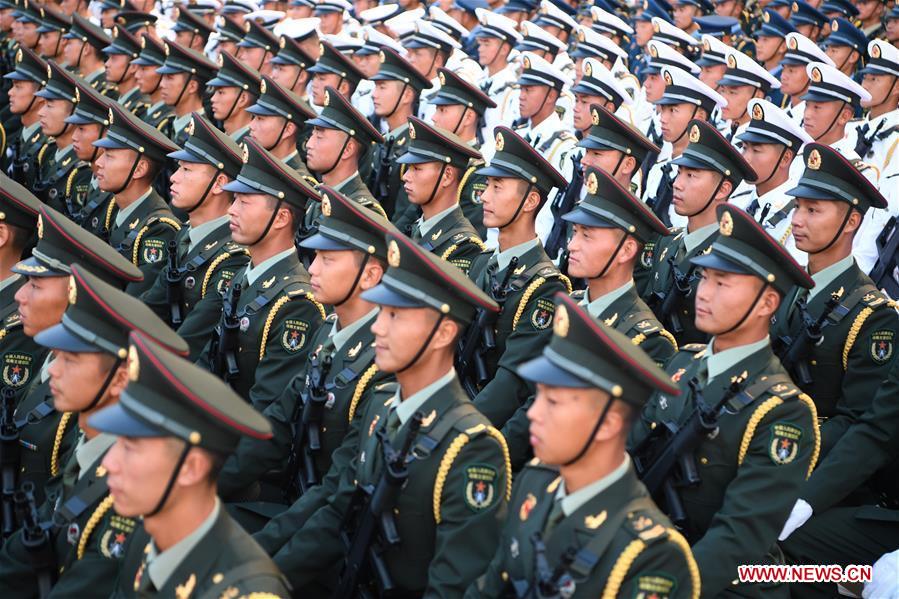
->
left=778, top=499, right=813, bottom=541
left=863, top=549, right=899, bottom=599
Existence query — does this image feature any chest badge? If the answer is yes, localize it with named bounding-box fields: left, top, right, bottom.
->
left=519, top=493, right=537, bottom=521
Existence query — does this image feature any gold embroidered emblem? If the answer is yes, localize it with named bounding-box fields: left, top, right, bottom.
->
left=554, top=304, right=569, bottom=337
left=689, top=124, right=701, bottom=143
left=719, top=210, right=734, bottom=236
left=175, top=573, right=196, bottom=599
left=586, top=171, right=599, bottom=194
left=128, top=344, right=140, bottom=381
left=387, top=239, right=401, bottom=267
left=585, top=510, right=607, bottom=529
left=68, top=275, right=77, bottom=305
left=807, top=148, right=822, bottom=170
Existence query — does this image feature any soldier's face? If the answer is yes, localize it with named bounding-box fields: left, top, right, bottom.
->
left=20, top=22, right=38, bottom=48
left=406, top=47, right=441, bottom=78
left=58, top=0, right=79, bottom=15
left=95, top=147, right=141, bottom=192
left=635, top=20, right=655, bottom=46
left=659, top=103, right=695, bottom=142
left=694, top=268, right=772, bottom=334
left=249, top=114, right=290, bottom=150
left=518, top=84, right=553, bottom=120
left=699, top=64, right=727, bottom=88
left=159, top=72, right=190, bottom=105
left=824, top=45, right=856, bottom=73
left=861, top=73, right=898, bottom=108
left=135, top=65, right=162, bottom=94
left=795, top=23, right=819, bottom=41
left=103, top=436, right=191, bottom=518
left=218, top=40, right=238, bottom=58
left=308, top=249, right=369, bottom=304
left=581, top=148, right=630, bottom=180
left=318, top=12, right=342, bottom=35
left=741, top=141, right=788, bottom=182
left=566, top=224, right=636, bottom=279
left=48, top=351, right=120, bottom=413
left=672, top=166, right=725, bottom=216
left=237, top=46, right=270, bottom=73
left=854, top=0, right=882, bottom=21
left=643, top=72, right=665, bottom=103
left=0, top=8, right=13, bottom=31
left=210, top=86, right=244, bottom=122
left=37, top=31, right=64, bottom=59
left=271, top=63, right=304, bottom=92
left=105, top=53, right=131, bottom=83
left=370, top=305, right=449, bottom=373
left=372, top=79, right=407, bottom=117
left=72, top=124, right=103, bottom=161
left=476, top=36, right=505, bottom=67
left=480, top=176, right=531, bottom=228
left=886, top=18, right=899, bottom=43
left=719, top=84, right=757, bottom=121
left=802, top=100, right=847, bottom=140
left=311, top=72, right=341, bottom=105
left=431, top=104, right=468, bottom=134
left=754, top=35, right=784, bottom=63
left=573, top=93, right=606, bottom=132
left=790, top=197, right=855, bottom=252
left=714, top=0, right=740, bottom=17
left=779, top=63, right=808, bottom=96
left=354, top=53, right=380, bottom=78
left=527, top=383, right=612, bottom=464
left=170, top=160, right=219, bottom=211
left=305, top=126, right=349, bottom=172
left=7, top=80, right=41, bottom=114
left=228, top=192, right=284, bottom=245
left=402, top=161, right=451, bottom=205
left=673, top=4, right=698, bottom=29
left=62, top=38, right=84, bottom=66
left=14, top=275, right=69, bottom=337
left=38, top=98, right=73, bottom=138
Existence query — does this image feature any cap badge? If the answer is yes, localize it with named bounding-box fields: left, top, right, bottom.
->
left=703, top=39, right=711, bottom=52
left=586, top=171, right=599, bottom=195
left=553, top=304, right=569, bottom=337
left=323, top=90, right=330, bottom=107
left=653, top=21, right=660, bottom=33
left=15, top=49, right=22, bottom=63
left=244, top=20, right=252, bottom=32
left=495, top=132, right=505, bottom=152
left=260, top=78, right=267, bottom=94
left=438, top=71, right=445, bottom=85
left=751, top=102, right=764, bottom=120
left=787, top=36, right=798, bottom=50
left=46, top=64, right=52, bottom=80
left=791, top=1, right=799, bottom=11
left=74, top=87, right=80, bottom=103
left=409, top=122, right=416, bottom=139
left=763, top=11, right=770, bottom=22
left=140, top=36, right=147, bottom=49
left=68, top=275, right=77, bottom=305
left=649, top=44, right=658, bottom=58
left=321, top=194, right=331, bottom=216
left=523, top=56, right=531, bottom=70
left=128, top=344, right=139, bottom=382
left=727, top=53, right=737, bottom=68
left=831, top=19, right=838, bottom=31
left=379, top=50, right=386, bottom=64
left=577, top=29, right=586, bottom=42
left=663, top=69, right=673, bottom=86
left=807, top=148, right=822, bottom=170
left=584, top=61, right=593, bottom=77
left=810, top=66, right=822, bottom=83
left=37, top=215, right=43, bottom=239
left=186, top=116, right=195, bottom=137
left=108, top=107, right=115, bottom=125
left=719, top=210, right=734, bottom=236
left=319, top=42, right=325, bottom=56
left=164, top=42, right=170, bottom=56
left=279, top=36, right=286, bottom=49
left=689, top=124, right=701, bottom=143
left=387, top=239, right=401, bottom=268
left=241, top=143, right=249, bottom=163
left=871, top=43, right=881, bottom=59
left=217, top=53, right=224, bottom=67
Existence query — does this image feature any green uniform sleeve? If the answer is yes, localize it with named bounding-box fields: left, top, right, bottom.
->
left=125, top=220, right=181, bottom=296
left=614, top=529, right=700, bottom=599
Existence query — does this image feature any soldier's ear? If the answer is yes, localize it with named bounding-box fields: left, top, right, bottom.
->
left=0, top=223, right=10, bottom=250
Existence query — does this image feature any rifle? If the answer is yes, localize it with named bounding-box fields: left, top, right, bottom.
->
left=15, top=482, right=56, bottom=598
left=165, top=239, right=185, bottom=327
left=283, top=351, right=333, bottom=502
left=633, top=372, right=747, bottom=534
left=490, top=256, right=519, bottom=303
left=869, top=216, right=899, bottom=299
left=645, top=164, right=674, bottom=228
left=650, top=257, right=696, bottom=334
left=776, top=290, right=843, bottom=386
left=456, top=307, right=498, bottom=400
left=368, top=137, right=396, bottom=208
left=515, top=533, right=577, bottom=599
left=544, top=154, right=582, bottom=261
left=212, top=282, right=242, bottom=386
left=1, top=386, right=19, bottom=539
left=332, top=411, right=424, bottom=599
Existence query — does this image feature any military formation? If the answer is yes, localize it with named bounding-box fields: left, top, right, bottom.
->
left=0, top=0, right=896, bottom=596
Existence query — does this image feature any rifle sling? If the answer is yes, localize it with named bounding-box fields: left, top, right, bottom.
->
left=55, top=476, right=110, bottom=524
left=725, top=373, right=794, bottom=413
left=15, top=398, right=55, bottom=430
left=411, top=402, right=481, bottom=458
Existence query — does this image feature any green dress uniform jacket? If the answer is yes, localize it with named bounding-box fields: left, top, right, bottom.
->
left=12, top=126, right=50, bottom=190
left=457, top=152, right=488, bottom=238
left=224, top=311, right=390, bottom=509
left=630, top=342, right=819, bottom=598
left=113, top=508, right=290, bottom=598
left=0, top=441, right=139, bottom=598
left=411, top=205, right=487, bottom=275
left=468, top=242, right=570, bottom=426
left=84, top=69, right=116, bottom=100
left=374, top=124, right=412, bottom=228
left=33, top=145, right=91, bottom=219
left=0, top=275, right=44, bottom=404
left=117, top=86, right=150, bottom=118
left=268, top=376, right=510, bottom=596
left=196, top=252, right=326, bottom=410
left=140, top=221, right=249, bottom=360
left=301, top=173, right=384, bottom=250
left=770, top=259, right=899, bottom=456
left=641, top=227, right=718, bottom=346
left=0, top=113, right=22, bottom=176
left=106, top=189, right=182, bottom=297
left=468, top=461, right=699, bottom=599
left=76, top=182, right=117, bottom=242
left=144, top=101, right=174, bottom=134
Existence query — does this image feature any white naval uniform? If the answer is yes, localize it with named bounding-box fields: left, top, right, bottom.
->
left=730, top=179, right=807, bottom=266
left=845, top=109, right=899, bottom=173
left=641, top=141, right=685, bottom=229
left=479, top=62, right=521, bottom=152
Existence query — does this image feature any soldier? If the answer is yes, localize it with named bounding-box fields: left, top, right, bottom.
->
left=132, top=34, right=173, bottom=134
left=470, top=293, right=698, bottom=598
left=426, top=5, right=485, bottom=85
left=754, top=9, right=796, bottom=108
left=401, top=20, right=461, bottom=122
left=215, top=12, right=247, bottom=58
left=207, top=51, right=262, bottom=144
left=156, top=40, right=219, bottom=147
left=237, top=19, right=280, bottom=76
left=822, top=17, right=866, bottom=76
left=94, top=103, right=183, bottom=296
left=103, top=25, right=149, bottom=118
left=642, top=65, right=726, bottom=230
left=569, top=26, right=632, bottom=102
left=473, top=9, right=522, bottom=142
left=248, top=74, right=316, bottom=174
left=717, top=49, right=782, bottom=144
left=306, top=39, right=365, bottom=109
left=652, top=16, right=704, bottom=55
left=35, top=5, right=69, bottom=63
left=631, top=204, right=819, bottom=598
left=635, top=40, right=700, bottom=147
left=267, top=229, right=509, bottom=596
left=195, top=139, right=325, bottom=416
left=643, top=119, right=758, bottom=346
left=466, top=127, right=571, bottom=426
left=11, top=205, right=143, bottom=506
left=32, top=61, right=81, bottom=214
left=113, top=10, right=158, bottom=39
left=227, top=186, right=392, bottom=527
left=0, top=175, right=42, bottom=405
left=140, top=113, right=250, bottom=359
left=854, top=0, right=886, bottom=41
left=851, top=40, right=899, bottom=173
left=303, top=85, right=385, bottom=240
left=4, top=47, right=48, bottom=189
left=351, top=26, right=404, bottom=120
left=672, top=0, right=713, bottom=34
left=771, top=143, right=898, bottom=462
left=12, top=0, right=42, bottom=52
left=172, top=5, right=214, bottom=53
left=571, top=58, right=634, bottom=140
left=270, top=24, right=317, bottom=103
left=62, top=15, right=115, bottom=97
left=778, top=32, right=835, bottom=125
left=790, top=0, right=828, bottom=41
left=0, top=263, right=187, bottom=597
left=96, top=331, right=290, bottom=597
left=731, top=98, right=813, bottom=263
left=399, top=116, right=486, bottom=273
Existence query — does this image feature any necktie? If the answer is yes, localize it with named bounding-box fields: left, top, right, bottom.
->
left=544, top=499, right=565, bottom=536
left=385, top=407, right=401, bottom=441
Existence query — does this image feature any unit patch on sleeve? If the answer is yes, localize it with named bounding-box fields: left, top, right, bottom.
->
left=633, top=573, right=676, bottom=599
left=281, top=319, right=310, bottom=352
left=870, top=331, right=894, bottom=364
left=769, top=421, right=802, bottom=465
left=531, top=298, right=555, bottom=330
left=2, top=352, right=33, bottom=388
left=141, top=238, right=166, bottom=264
left=464, top=464, right=498, bottom=512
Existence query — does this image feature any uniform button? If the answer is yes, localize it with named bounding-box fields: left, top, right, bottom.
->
left=501, top=572, right=509, bottom=582
left=699, top=457, right=708, bottom=465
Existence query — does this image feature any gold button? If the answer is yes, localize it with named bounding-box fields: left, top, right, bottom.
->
left=700, top=457, right=709, bottom=465
left=501, top=572, right=509, bottom=581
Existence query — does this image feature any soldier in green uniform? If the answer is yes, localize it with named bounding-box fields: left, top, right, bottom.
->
left=62, top=15, right=115, bottom=98
left=94, top=103, right=183, bottom=296
left=771, top=145, right=899, bottom=556
left=303, top=85, right=385, bottom=242
left=0, top=263, right=187, bottom=597
left=469, top=293, right=699, bottom=598
left=112, top=10, right=157, bottom=39
left=10, top=205, right=143, bottom=506
left=368, top=47, right=432, bottom=225
left=247, top=75, right=316, bottom=174
left=228, top=186, right=392, bottom=528
left=104, top=25, right=150, bottom=118
left=32, top=61, right=81, bottom=214
left=306, top=39, right=365, bottom=108
left=195, top=138, right=325, bottom=424
left=270, top=31, right=317, bottom=105
left=96, top=331, right=290, bottom=598
left=630, top=204, right=819, bottom=598
left=156, top=40, right=218, bottom=147
left=4, top=47, right=49, bottom=189
left=268, top=230, right=509, bottom=596
left=207, top=50, right=262, bottom=144
left=0, top=175, right=42, bottom=404
left=171, top=5, right=214, bottom=53
left=133, top=34, right=174, bottom=134
left=465, top=126, right=571, bottom=426
left=429, top=66, right=498, bottom=238
left=236, top=18, right=280, bottom=76
left=67, top=77, right=114, bottom=225
left=642, top=120, right=758, bottom=346
left=215, top=14, right=246, bottom=58
left=140, top=113, right=250, bottom=359
left=399, top=116, right=486, bottom=274
left=35, top=5, right=69, bottom=64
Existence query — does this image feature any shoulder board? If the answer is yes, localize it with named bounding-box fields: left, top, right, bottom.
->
left=630, top=319, right=660, bottom=335
left=325, top=312, right=338, bottom=323
left=302, top=174, right=320, bottom=188
left=155, top=216, right=182, bottom=231
left=4, top=312, right=22, bottom=329
left=223, top=241, right=246, bottom=254
left=625, top=510, right=671, bottom=544
left=860, top=290, right=889, bottom=309
left=680, top=343, right=707, bottom=353
left=372, top=381, right=399, bottom=395
left=570, top=289, right=586, bottom=301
